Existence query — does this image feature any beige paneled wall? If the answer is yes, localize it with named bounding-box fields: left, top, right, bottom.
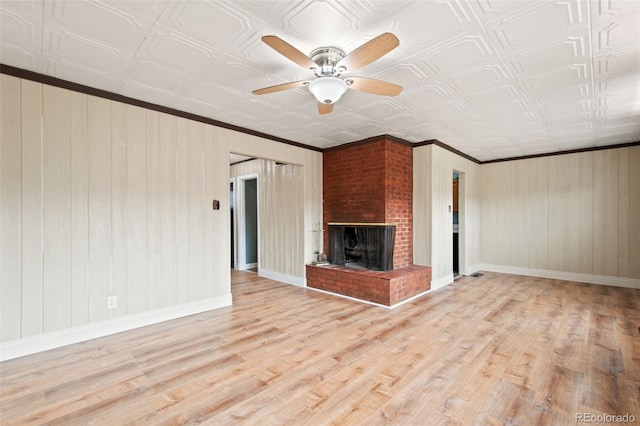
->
left=1, top=74, right=22, bottom=340
left=413, top=146, right=432, bottom=269
left=0, top=74, right=322, bottom=344
left=263, top=163, right=305, bottom=277
left=231, top=159, right=305, bottom=278
left=479, top=147, right=640, bottom=280
left=414, top=144, right=480, bottom=287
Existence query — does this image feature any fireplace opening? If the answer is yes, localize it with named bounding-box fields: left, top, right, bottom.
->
left=328, top=223, right=395, bottom=271
left=343, top=227, right=366, bottom=269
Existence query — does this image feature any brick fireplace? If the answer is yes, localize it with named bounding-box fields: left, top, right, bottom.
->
left=306, top=136, right=431, bottom=306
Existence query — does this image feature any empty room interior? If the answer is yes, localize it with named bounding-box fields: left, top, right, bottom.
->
left=1, top=0, right=639, bottom=424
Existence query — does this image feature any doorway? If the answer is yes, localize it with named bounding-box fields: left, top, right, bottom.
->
left=453, top=171, right=460, bottom=278
left=230, top=179, right=235, bottom=268
left=235, top=174, right=258, bottom=271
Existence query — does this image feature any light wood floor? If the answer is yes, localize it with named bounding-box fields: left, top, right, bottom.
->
left=1, top=271, right=639, bottom=425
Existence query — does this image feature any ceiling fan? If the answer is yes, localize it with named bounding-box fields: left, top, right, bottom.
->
left=252, top=33, right=402, bottom=114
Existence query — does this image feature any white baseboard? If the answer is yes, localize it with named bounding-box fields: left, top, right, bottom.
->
left=309, top=284, right=437, bottom=309
left=0, top=294, right=232, bottom=362
left=259, top=268, right=306, bottom=287
left=390, top=288, right=434, bottom=308
left=431, top=273, right=455, bottom=291
left=465, top=264, right=481, bottom=276
left=236, top=262, right=257, bottom=271
left=307, top=286, right=391, bottom=308
left=479, top=264, right=640, bottom=289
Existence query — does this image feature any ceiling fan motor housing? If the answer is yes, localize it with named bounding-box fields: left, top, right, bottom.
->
left=310, top=47, right=346, bottom=77
left=254, top=33, right=401, bottom=113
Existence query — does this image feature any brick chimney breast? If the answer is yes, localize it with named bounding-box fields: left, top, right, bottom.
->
left=323, top=137, right=412, bottom=269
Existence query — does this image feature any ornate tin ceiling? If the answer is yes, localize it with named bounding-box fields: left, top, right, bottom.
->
left=1, top=0, right=638, bottom=161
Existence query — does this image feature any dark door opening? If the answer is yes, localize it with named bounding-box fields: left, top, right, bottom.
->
left=230, top=180, right=234, bottom=268
left=244, top=178, right=258, bottom=269
left=453, top=172, right=459, bottom=277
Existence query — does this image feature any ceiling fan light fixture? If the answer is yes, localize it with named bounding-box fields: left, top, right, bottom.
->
left=308, top=77, right=348, bottom=105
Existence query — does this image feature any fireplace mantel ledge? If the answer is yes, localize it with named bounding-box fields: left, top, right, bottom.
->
left=328, top=222, right=397, bottom=226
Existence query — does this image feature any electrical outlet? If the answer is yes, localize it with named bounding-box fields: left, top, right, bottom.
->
left=107, top=295, right=117, bottom=310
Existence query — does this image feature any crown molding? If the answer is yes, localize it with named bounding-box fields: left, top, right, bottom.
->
left=0, top=63, right=323, bottom=153
left=480, top=141, right=640, bottom=164
left=3, top=64, right=638, bottom=163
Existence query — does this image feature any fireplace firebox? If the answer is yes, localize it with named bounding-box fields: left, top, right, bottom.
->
left=328, top=223, right=395, bottom=271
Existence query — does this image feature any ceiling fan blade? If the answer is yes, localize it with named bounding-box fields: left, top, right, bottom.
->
left=252, top=80, right=308, bottom=95
left=337, top=33, right=399, bottom=72
left=318, top=102, right=334, bottom=115
left=347, top=77, right=402, bottom=96
left=261, top=35, right=318, bottom=70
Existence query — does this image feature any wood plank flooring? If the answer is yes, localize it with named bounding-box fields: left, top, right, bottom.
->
left=1, top=271, right=639, bottom=425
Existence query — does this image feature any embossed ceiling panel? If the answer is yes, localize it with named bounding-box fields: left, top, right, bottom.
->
left=1, top=0, right=638, bottom=161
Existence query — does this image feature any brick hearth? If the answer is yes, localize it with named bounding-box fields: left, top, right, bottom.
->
left=306, top=264, right=431, bottom=307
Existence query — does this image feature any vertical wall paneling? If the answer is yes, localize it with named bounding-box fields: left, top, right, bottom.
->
left=277, top=164, right=304, bottom=276
left=42, top=85, right=72, bottom=332
left=265, top=162, right=277, bottom=271
left=531, top=157, right=549, bottom=270
left=159, top=113, right=178, bottom=307
left=70, top=92, right=89, bottom=326
left=435, top=148, right=453, bottom=277
left=467, top=160, right=480, bottom=270
left=20, top=79, right=43, bottom=336
left=482, top=163, right=499, bottom=265
left=515, top=160, right=531, bottom=268
left=629, top=147, right=640, bottom=278
left=505, top=162, right=516, bottom=267
left=87, top=96, right=112, bottom=322
left=212, top=131, right=230, bottom=296
left=548, top=157, right=564, bottom=271
left=202, top=125, right=215, bottom=297
left=263, top=161, right=275, bottom=271
left=187, top=121, right=205, bottom=300
left=304, top=149, right=323, bottom=267
left=295, top=164, right=305, bottom=274
left=617, top=148, right=630, bottom=278
left=175, top=118, right=189, bottom=304
left=412, top=145, right=432, bottom=267
left=111, top=102, right=127, bottom=317
left=70, top=91, right=89, bottom=326
left=602, top=149, right=619, bottom=276
left=480, top=162, right=508, bottom=265
left=592, top=151, right=605, bottom=275
left=567, top=154, right=581, bottom=273
left=1, top=76, right=323, bottom=348
left=556, top=154, right=577, bottom=272
left=125, top=105, right=147, bottom=314
left=578, top=152, right=594, bottom=274
left=479, top=147, right=640, bottom=280
left=0, top=75, right=23, bottom=340
left=146, top=110, right=160, bottom=309
left=273, top=165, right=284, bottom=272
left=506, top=162, right=517, bottom=266
left=548, top=156, right=562, bottom=271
